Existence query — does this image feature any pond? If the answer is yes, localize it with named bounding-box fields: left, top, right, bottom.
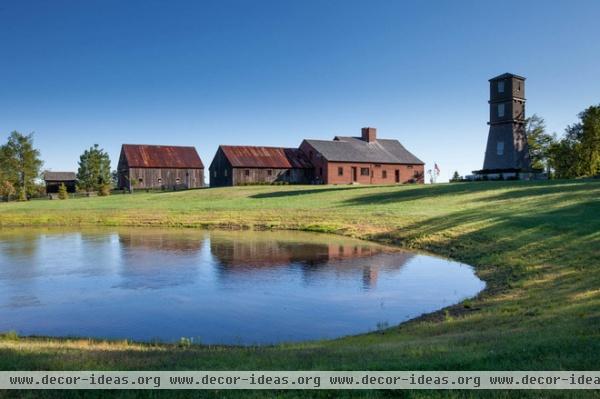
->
left=0, top=228, right=485, bottom=345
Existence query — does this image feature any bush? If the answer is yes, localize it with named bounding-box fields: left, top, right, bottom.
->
left=58, top=183, right=68, bottom=200
left=98, top=184, right=111, bottom=196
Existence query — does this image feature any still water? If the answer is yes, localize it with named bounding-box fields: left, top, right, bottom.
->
left=0, top=228, right=484, bottom=345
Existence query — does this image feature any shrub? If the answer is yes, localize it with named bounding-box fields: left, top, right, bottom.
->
left=98, top=184, right=111, bottom=196
left=58, top=183, right=68, bottom=200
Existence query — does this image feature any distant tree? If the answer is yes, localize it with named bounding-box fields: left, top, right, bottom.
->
left=0, top=132, right=43, bottom=201
left=450, top=171, right=462, bottom=182
left=77, top=144, right=111, bottom=192
left=57, top=183, right=68, bottom=200
left=525, top=114, right=555, bottom=173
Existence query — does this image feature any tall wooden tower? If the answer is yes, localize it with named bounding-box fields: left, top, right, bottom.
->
left=477, top=73, right=532, bottom=178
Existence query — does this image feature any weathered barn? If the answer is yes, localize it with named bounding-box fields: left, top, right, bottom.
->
left=117, top=144, right=204, bottom=191
left=299, top=127, right=424, bottom=184
left=209, top=145, right=313, bottom=186
left=44, top=171, right=77, bottom=193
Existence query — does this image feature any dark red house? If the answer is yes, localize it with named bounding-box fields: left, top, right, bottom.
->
left=299, top=127, right=424, bottom=184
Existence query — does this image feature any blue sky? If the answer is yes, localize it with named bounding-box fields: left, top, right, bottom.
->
left=1, top=0, right=599, bottom=182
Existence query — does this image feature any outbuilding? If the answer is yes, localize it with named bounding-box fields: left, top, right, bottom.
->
left=117, top=144, right=204, bottom=191
left=44, top=171, right=77, bottom=193
left=209, top=145, right=313, bottom=186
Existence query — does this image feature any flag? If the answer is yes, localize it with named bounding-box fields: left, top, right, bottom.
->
left=434, top=163, right=440, bottom=175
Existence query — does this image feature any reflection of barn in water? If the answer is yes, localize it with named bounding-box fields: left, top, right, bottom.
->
left=117, top=231, right=206, bottom=290
left=209, top=235, right=414, bottom=289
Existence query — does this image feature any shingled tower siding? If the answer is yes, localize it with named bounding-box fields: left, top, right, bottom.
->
left=482, top=73, right=531, bottom=172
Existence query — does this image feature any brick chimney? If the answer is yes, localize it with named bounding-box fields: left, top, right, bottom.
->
left=361, top=127, right=377, bottom=142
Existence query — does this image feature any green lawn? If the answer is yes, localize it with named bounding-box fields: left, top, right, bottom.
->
left=0, top=180, right=599, bottom=398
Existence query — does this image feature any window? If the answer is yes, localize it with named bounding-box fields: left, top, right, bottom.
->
left=157, top=178, right=162, bottom=183
left=497, top=141, right=505, bottom=156
left=497, top=80, right=505, bottom=93
left=498, top=103, right=505, bottom=117
left=224, top=169, right=228, bottom=177
left=244, top=169, right=250, bottom=176
left=360, top=168, right=370, bottom=176
left=338, top=167, right=343, bottom=176
left=267, top=169, right=272, bottom=176
left=382, top=170, right=387, bottom=179
left=138, top=178, right=143, bottom=183
left=517, top=82, right=521, bottom=92
left=213, top=170, right=217, bottom=177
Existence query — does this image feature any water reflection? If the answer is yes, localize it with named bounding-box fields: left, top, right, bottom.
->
left=0, top=228, right=485, bottom=344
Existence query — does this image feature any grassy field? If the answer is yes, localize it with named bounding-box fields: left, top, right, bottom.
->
left=0, top=180, right=599, bottom=398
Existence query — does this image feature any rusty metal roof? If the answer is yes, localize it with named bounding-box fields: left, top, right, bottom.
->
left=44, top=171, right=76, bottom=181
left=219, top=145, right=313, bottom=169
left=122, top=144, right=204, bottom=168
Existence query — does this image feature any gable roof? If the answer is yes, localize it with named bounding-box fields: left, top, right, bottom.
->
left=303, top=136, right=424, bottom=165
left=218, top=145, right=313, bottom=169
left=44, top=171, right=76, bottom=181
left=121, top=144, right=204, bottom=168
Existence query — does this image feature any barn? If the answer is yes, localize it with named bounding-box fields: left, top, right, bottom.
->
left=117, top=144, right=204, bottom=191
left=299, top=127, right=425, bottom=184
left=44, top=171, right=77, bottom=193
left=209, top=145, right=313, bottom=186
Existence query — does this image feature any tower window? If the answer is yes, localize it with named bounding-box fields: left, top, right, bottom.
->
left=498, top=80, right=505, bottom=93
left=498, top=103, right=505, bottom=118
left=497, top=141, right=505, bottom=156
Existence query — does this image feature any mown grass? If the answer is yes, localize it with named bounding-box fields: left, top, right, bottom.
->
left=0, top=180, right=599, bottom=399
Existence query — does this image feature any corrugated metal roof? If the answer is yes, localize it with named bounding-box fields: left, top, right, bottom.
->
left=122, top=144, right=204, bottom=168
left=303, top=136, right=424, bottom=165
left=44, top=171, right=76, bottom=181
left=220, top=146, right=313, bottom=169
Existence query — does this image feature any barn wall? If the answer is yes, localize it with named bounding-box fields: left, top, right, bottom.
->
left=127, top=168, right=204, bottom=189
left=231, top=168, right=312, bottom=185
left=209, top=148, right=234, bottom=187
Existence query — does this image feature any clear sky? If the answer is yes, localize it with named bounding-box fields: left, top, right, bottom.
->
left=1, top=0, right=599, bottom=183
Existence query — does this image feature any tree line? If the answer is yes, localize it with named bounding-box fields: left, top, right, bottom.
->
left=0, top=132, right=112, bottom=201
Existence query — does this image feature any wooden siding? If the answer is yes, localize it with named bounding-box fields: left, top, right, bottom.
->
left=119, top=167, right=203, bottom=190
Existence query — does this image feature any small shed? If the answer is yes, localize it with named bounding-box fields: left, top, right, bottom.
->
left=117, top=144, right=204, bottom=191
left=209, top=145, right=313, bottom=186
left=44, top=172, right=77, bottom=193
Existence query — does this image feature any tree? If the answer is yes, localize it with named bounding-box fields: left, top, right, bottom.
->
left=57, top=183, right=68, bottom=200
left=77, top=144, right=111, bottom=192
left=0, top=132, right=43, bottom=201
left=547, top=105, right=600, bottom=179
left=525, top=114, right=555, bottom=173
left=450, top=171, right=462, bottom=182
left=578, top=105, right=600, bottom=176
